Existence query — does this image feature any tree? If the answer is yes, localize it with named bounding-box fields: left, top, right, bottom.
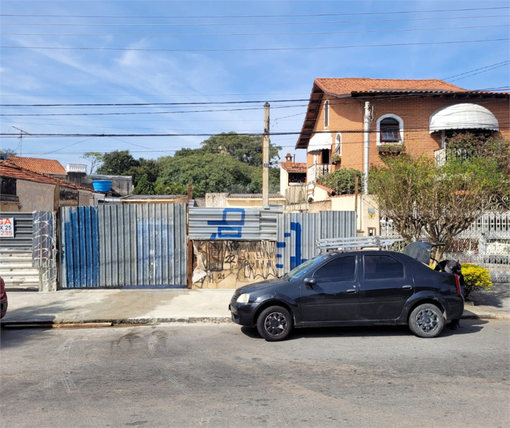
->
left=81, top=152, right=104, bottom=174
left=317, top=169, right=363, bottom=195
left=369, top=134, right=510, bottom=257
left=158, top=151, right=253, bottom=197
left=199, top=132, right=282, bottom=167
left=0, top=148, right=17, bottom=157
left=96, top=150, right=140, bottom=176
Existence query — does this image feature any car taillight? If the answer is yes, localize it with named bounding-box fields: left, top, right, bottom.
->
left=454, top=274, right=461, bottom=295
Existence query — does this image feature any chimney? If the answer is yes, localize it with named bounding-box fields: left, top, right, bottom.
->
left=285, top=153, right=293, bottom=168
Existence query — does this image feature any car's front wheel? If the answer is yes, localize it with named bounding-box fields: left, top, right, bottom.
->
left=408, top=303, right=445, bottom=338
left=257, top=306, right=293, bottom=341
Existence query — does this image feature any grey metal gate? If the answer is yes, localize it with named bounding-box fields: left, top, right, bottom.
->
left=60, top=203, right=187, bottom=288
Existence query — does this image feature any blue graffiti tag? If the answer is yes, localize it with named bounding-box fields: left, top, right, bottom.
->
left=208, top=208, right=245, bottom=239
left=276, top=224, right=304, bottom=270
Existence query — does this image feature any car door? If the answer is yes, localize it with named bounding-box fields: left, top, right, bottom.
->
left=358, top=254, right=413, bottom=320
left=299, top=255, right=359, bottom=323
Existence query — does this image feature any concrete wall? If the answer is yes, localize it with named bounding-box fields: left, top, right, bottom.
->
left=17, top=180, right=55, bottom=212
left=192, top=240, right=278, bottom=289
left=330, top=194, right=380, bottom=236
left=206, top=193, right=229, bottom=207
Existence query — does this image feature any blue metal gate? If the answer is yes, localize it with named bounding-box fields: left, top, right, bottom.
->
left=60, top=204, right=187, bottom=288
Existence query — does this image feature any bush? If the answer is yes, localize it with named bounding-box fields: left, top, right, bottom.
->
left=461, top=263, right=492, bottom=298
left=317, top=168, right=363, bottom=195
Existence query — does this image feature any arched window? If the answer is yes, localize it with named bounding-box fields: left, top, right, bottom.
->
left=377, top=114, right=404, bottom=144
left=335, top=133, right=342, bottom=156
left=324, top=100, right=329, bottom=128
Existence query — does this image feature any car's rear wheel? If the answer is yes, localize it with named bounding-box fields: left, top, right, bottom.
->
left=408, top=303, right=445, bottom=338
left=257, top=306, right=293, bottom=341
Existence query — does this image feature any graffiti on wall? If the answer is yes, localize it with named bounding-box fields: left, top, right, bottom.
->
left=192, top=240, right=278, bottom=289
left=208, top=208, right=245, bottom=239
left=276, top=221, right=308, bottom=271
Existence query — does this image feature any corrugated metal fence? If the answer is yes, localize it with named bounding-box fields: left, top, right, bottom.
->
left=60, top=204, right=187, bottom=288
left=276, top=211, right=356, bottom=275
left=190, top=207, right=356, bottom=275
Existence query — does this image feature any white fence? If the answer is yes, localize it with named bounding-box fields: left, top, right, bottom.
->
left=380, top=212, right=510, bottom=283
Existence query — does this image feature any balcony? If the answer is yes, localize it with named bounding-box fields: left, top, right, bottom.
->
left=307, top=164, right=331, bottom=184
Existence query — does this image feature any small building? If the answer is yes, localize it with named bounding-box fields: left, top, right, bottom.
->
left=0, top=161, right=97, bottom=212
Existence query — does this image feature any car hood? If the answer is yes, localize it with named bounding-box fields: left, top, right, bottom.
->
left=235, top=278, right=287, bottom=295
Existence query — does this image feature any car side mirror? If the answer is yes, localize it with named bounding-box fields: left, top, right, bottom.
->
left=304, top=278, right=316, bottom=289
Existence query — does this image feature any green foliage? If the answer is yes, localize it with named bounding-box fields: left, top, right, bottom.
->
left=369, top=134, right=510, bottom=255
left=158, top=151, right=253, bottom=197
left=444, top=133, right=510, bottom=204
left=199, top=132, right=282, bottom=167
left=317, top=168, right=363, bottom=195
left=133, top=174, right=156, bottom=195
left=247, top=167, right=281, bottom=194
left=461, top=263, right=493, bottom=298
left=96, top=132, right=283, bottom=197
left=96, top=150, right=140, bottom=176
left=81, top=152, right=104, bottom=174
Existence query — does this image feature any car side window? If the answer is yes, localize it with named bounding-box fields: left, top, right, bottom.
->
left=313, top=256, right=356, bottom=281
left=364, top=255, right=404, bottom=280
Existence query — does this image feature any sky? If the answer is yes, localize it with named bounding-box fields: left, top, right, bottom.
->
left=0, top=0, right=509, bottom=172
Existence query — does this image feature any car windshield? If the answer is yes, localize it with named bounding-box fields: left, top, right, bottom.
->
left=284, top=255, right=328, bottom=280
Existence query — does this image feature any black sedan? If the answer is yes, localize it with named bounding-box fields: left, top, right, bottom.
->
left=229, top=248, right=464, bottom=341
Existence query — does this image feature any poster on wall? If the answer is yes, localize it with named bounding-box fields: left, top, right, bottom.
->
left=0, top=218, right=14, bottom=238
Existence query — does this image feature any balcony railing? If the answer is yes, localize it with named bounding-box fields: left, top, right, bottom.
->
left=307, top=164, right=331, bottom=184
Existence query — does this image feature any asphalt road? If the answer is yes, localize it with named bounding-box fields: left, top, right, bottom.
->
left=1, top=320, right=509, bottom=428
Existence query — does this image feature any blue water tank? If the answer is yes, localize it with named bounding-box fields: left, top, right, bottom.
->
left=92, top=180, right=112, bottom=192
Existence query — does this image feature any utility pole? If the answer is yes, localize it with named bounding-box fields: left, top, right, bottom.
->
left=262, top=102, right=270, bottom=209
left=12, top=126, right=29, bottom=157
left=363, top=102, right=371, bottom=195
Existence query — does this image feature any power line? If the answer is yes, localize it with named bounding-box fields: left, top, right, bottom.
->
left=1, top=14, right=507, bottom=27
left=446, top=62, right=510, bottom=83
left=3, top=24, right=507, bottom=38
left=0, top=99, right=309, bottom=107
left=1, top=125, right=508, bottom=139
left=0, top=104, right=304, bottom=117
left=2, top=6, right=507, bottom=19
left=2, top=38, right=508, bottom=53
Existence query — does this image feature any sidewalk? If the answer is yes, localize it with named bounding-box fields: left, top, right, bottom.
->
left=1, top=284, right=509, bottom=327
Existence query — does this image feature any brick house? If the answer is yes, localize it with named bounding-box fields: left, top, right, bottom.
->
left=295, top=78, right=509, bottom=197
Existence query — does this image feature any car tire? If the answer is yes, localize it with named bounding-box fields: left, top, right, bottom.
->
left=256, top=306, right=293, bottom=341
left=408, top=303, right=445, bottom=338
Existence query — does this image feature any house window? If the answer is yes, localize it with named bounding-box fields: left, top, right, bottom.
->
left=377, top=114, right=403, bottom=144
left=324, top=100, right=329, bottom=128
left=335, top=133, right=342, bottom=156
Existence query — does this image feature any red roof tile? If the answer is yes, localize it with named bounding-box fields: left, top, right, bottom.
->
left=314, top=78, right=466, bottom=96
left=0, top=161, right=94, bottom=192
left=296, top=77, right=508, bottom=149
left=279, top=161, right=307, bottom=173
left=7, top=156, right=66, bottom=174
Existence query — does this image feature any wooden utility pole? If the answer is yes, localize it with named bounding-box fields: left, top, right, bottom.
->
left=262, top=102, right=270, bottom=209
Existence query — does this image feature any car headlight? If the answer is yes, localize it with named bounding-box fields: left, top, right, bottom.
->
left=237, top=293, right=250, bottom=304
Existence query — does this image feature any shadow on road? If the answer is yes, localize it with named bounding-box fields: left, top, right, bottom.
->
left=241, top=320, right=488, bottom=341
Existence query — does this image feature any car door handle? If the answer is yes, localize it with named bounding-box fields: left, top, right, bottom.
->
left=402, top=285, right=412, bottom=290
left=346, top=289, right=357, bottom=294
